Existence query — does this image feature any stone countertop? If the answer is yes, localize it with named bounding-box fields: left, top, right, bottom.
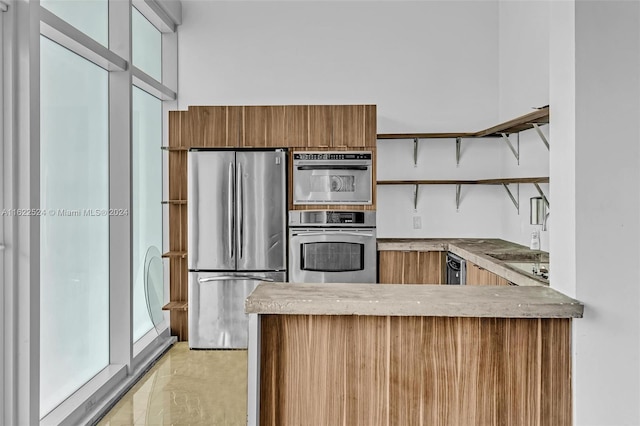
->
left=377, top=238, right=549, bottom=287
left=245, top=282, right=583, bottom=318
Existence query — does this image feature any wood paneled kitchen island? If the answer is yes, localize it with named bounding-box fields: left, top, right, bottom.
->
left=245, top=283, right=583, bottom=426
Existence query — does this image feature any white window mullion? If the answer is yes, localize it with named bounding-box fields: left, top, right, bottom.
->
left=132, top=66, right=176, bottom=101
left=109, top=0, right=133, bottom=370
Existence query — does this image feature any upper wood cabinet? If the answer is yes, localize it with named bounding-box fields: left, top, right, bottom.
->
left=466, top=261, right=511, bottom=286
left=189, top=106, right=242, bottom=147
left=188, top=105, right=376, bottom=148
left=378, top=250, right=445, bottom=284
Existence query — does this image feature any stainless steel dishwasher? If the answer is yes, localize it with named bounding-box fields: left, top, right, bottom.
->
left=446, top=252, right=466, bottom=285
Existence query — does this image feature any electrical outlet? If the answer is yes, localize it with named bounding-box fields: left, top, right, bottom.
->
left=413, top=216, right=422, bottom=229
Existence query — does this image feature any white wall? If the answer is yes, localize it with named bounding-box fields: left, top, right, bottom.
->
left=551, top=1, right=640, bottom=424
left=178, top=0, right=508, bottom=240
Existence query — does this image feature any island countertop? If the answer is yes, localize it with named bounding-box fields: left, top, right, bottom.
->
left=245, top=282, right=583, bottom=318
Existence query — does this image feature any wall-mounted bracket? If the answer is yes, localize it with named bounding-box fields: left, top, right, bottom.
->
left=533, top=182, right=549, bottom=207
left=502, top=183, right=519, bottom=213
left=413, top=138, right=419, bottom=167
left=456, top=184, right=461, bottom=211
left=501, top=132, right=520, bottom=164
left=531, top=123, right=550, bottom=150
left=456, top=137, right=461, bottom=167
left=413, top=184, right=419, bottom=211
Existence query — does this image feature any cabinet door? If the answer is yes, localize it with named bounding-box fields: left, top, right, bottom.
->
left=332, top=105, right=365, bottom=147
left=243, top=106, right=267, bottom=147
left=378, top=251, right=445, bottom=284
left=190, top=106, right=241, bottom=147
left=308, top=105, right=332, bottom=147
left=284, top=105, right=308, bottom=147
left=466, top=262, right=510, bottom=286
left=378, top=251, right=405, bottom=284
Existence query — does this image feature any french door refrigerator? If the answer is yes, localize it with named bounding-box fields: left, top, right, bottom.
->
left=188, top=148, right=287, bottom=349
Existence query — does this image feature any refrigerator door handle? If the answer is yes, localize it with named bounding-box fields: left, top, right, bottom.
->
left=198, top=275, right=275, bottom=283
left=237, top=162, right=244, bottom=259
left=228, top=162, right=235, bottom=259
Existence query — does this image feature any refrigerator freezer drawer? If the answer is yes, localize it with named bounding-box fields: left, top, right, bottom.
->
left=188, top=271, right=286, bottom=349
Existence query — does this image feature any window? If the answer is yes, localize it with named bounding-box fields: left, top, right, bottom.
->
left=39, top=36, right=110, bottom=416
left=132, top=7, right=162, bottom=81
left=41, top=0, right=108, bottom=47
left=132, top=86, right=163, bottom=341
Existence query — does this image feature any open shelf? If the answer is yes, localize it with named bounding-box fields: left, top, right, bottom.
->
left=377, top=177, right=549, bottom=186
left=378, top=177, right=549, bottom=211
left=162, top=301, right=188, bottom=311
left=162, top=251, right=187, bottom=259
left=161, top=200, right=187, bottom=205
left=377, top=107, right=549, bottom=140
left=161, top=146, right=189, bottom=151
left=376, top=107, right=550, bottom=165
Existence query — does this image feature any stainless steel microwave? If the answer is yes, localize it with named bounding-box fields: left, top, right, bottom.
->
left=292, top=151, right=373, bottom=205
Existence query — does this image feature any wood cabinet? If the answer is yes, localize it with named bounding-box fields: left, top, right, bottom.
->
left=188, top=105, right=375, bottom=148
left=467, top=261, right=511, bottom=286
left=378, top=251, right=445, bottom=284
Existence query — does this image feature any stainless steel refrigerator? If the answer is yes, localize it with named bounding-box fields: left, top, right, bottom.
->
left=187, top=148, right=287, bottom=349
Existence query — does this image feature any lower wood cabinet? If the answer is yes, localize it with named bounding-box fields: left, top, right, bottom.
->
left=378, top=251, right=445, bottom=284
left=467, top=261, right=511, bottom=286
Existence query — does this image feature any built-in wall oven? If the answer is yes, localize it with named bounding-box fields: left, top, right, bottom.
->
left=292, top=151, right=373, bottom=205
left=289, top=210, right=377, bottom=283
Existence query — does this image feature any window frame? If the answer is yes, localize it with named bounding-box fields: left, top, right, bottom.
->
left=1, top=1, right=179, bottom=425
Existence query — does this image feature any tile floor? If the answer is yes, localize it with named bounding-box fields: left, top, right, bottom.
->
left=97, top=343, right=247, bottom=426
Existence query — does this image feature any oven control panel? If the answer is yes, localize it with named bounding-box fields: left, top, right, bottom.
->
left=289, top=210, right=376, bottom=227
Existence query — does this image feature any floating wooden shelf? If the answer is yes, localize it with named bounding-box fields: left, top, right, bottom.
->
left=161, top=146, right=188, bottom=151
left=377, top=177, right=549, bottom=186
left=378, top=177, right=549, bottom=211
left=377, top=107, right=549, bottom=140
left=162, top=301, right=188, bottom=311
left=377, top=132, right=476, bottom=140
left=161, top=200, right=187, bottom=205
left=162, top=251, right=187, bottom=259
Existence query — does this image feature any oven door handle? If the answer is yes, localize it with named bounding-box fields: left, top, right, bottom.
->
left=291, top=231, right=374, bottom=238
left=296, top=165, right=368, bottom=171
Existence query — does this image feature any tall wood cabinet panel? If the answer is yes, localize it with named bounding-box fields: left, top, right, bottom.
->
left=467, top=261, right=511, bottom=286
left=164, top=111, right=189, bottom=340
left=378, top=251, right=445, bottom=284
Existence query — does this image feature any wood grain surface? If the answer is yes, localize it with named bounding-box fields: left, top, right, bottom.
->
left=378, top=251, right=445, bottom=284
left=467, top=261, right=511, bottom=286
left=260, top=315, right=571, bottom=426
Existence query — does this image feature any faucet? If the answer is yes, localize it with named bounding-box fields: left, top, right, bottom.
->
left=543, top=211, right=550, bottom=231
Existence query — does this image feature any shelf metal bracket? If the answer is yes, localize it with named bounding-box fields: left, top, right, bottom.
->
left=533, top=183, right=550, bottom=207
left=456, top=137, right=461, bottom=167
left=531, top=123, right=550, bottom=150
left=501, top=132, right=520, bottom=164
left=503, top=183, right=520, bottom=213
left=413, top=138, right=419, bottom=167
left=456, top=184, right=461, bottom=212
left=413, top=184, right=419, bottom=211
